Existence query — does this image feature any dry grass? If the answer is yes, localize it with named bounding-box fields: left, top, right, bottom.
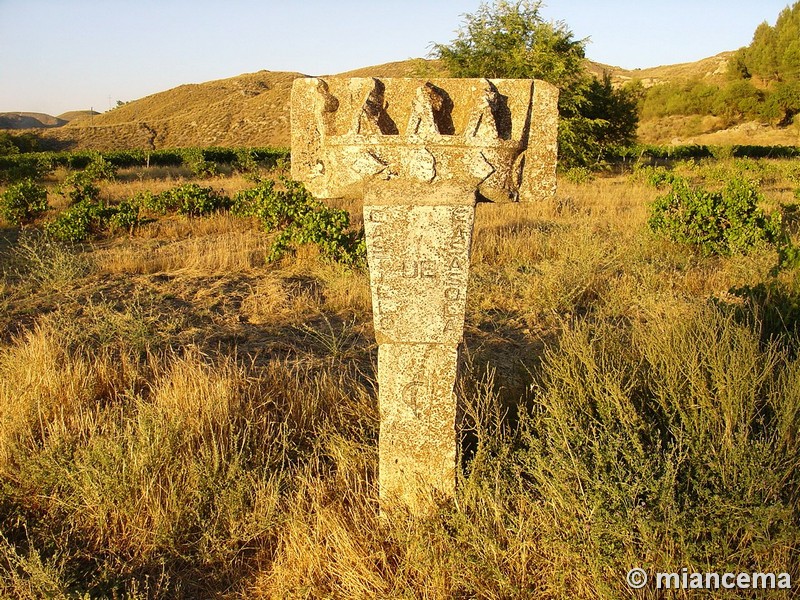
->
left=1, top=161, right=799, bottom=598
left=639, top=115, right=800, bottom=146
left=31, top=52, right=798, bottom=153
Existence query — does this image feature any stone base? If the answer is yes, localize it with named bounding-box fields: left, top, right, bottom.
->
left=378, top=342, right=458, bottom=510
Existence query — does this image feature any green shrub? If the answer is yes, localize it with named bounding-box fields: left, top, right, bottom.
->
left=648, top=177, right=781, bottom=255
left=130, top=190, right=170, bottom=215
left=233, top=148, right=258, bottom=174
left=157, top=184, right=231, bottom=217
left=108, top=200, right=141, bottom=233
left=562, top=167, right=595, bottom=185
left=102, top=149, right=146, bottom=168
left=182, top=148, right=218, bottom=178
left=0, top=154, right=52, bottom=184
left=57, top=171, right=101, bottom=206
left=233, top=178, right=365, bottom=265
left=200, top=147, right=237, bottom=163
left=84, top=154, right=117, bottom=181
left=45, top=197, right=145, bottom=242
left=0, top=178, right=48, bottom=225
left=45, top=200, right=110, bottom=243
left=633, top=165, right=680, bottom=188
left=519, top=306, right=800, bottom=591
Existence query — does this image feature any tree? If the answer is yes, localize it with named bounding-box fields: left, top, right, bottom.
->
left=432, top=0, right=639, bottom=168
left=732, top=2, right=800, bottom=125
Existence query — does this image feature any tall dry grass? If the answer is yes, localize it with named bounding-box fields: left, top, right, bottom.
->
left=1, top=160, right=799, bottom=598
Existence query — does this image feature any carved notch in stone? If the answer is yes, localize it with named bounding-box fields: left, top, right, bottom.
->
left=291, top=77, right=559, bottom=203
left=407, top=82, right=455, bottom=136
left=312, top=78, right=339, bottom=136
left=354, top=78, right=399, bottom=135
left=465, top=80, right=512, bottom=141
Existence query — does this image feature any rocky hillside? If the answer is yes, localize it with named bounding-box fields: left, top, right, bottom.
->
left=17, top=54, right=798, bottom=151
left=35, top=70, right=301, bottom=151
left=0, top=110, right=99, bottom=130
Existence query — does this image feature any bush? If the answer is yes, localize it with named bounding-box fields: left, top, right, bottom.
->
left=0, top=154, right=52, bottom=184
left=562, top=167, right=594, bottom=184
left=0, top=178, right=48, bottom=225
left=648, top=177, right=782, bottom=255
left=233, top=148, right=258, bottom=174
left=520, top=306, right=800, bottom=593
left=84, top=154, right=117, bottom=181
left=233, top=178, right=365, bottom=265
left=45, top=200, right=110, bottom=243
left=157, top=184, right=231, bottom=217
left=432, top=1, right=638, bottom=168
left=57, top=171, right=101, bottom=206
left=108, top=200, right=141, bottom=234
left=632, top=165, right=679, bottom=188
left=182, top=148, right=218, bottom=178
left=11, top=230, right=93, bottom=286
left=130, top=190, right=170, bottom=215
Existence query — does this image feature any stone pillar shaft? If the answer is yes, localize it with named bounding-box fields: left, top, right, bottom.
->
left=364, top=182, right=475, bottom=510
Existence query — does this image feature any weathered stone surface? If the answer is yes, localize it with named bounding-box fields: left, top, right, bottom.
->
left=291, top=77, right=558, bottom=203
left=378, top=342, right=458, bottom=507
left=364, top=183, right=475, bottom=346
left=290, top=77, right=559, bottom=513
left=362, top=183, right=475, bottom=511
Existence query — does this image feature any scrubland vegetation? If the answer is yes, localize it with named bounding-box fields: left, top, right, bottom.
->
left=637, top=2, right=800, bottom=131
left=1, top=0, right=799, bottom=595
left=0, top=146, right=799, bottom=598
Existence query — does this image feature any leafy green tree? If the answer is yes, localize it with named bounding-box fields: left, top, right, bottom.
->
left=0, top=131, right=38, bottom=157
left=739, top=3, right=800, bottom=84
left=732, top=2, right=800, bottom=124
left=432, top=0, right=639, bottom=167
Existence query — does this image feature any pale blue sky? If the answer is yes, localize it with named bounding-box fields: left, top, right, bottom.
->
left=0, top=1, right=793, bottom=115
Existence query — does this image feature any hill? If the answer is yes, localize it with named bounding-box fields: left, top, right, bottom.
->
left=57, top=110, right=101, bottom=123
left=34, top=70, right=302, bottom=151
left=590, top=52, right=735, bottom=88
left=589, top=52, right=798, bottom=146
left=0, top=112, right=67, bottom=129
left=22, top=54, right=799, bottom=152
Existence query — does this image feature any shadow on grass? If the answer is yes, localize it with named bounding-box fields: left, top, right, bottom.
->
left=714, top=279, right=800, bottom=357
left=0, top=226, right=20, bottom=259
left=459, top=308, right=555, bottom=469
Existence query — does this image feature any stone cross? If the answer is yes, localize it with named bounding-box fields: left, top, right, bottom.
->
left=291, top=77, right=558, bottom=511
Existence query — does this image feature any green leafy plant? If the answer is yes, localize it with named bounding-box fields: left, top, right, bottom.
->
left=182, top=148, right=219, bottom=178
left=562, top=167, right=595, bottom=184
left=108, top=200, right=141, bottom=234
left=57, top=171, right=101, bottom=206
left=45, top=200, right=111, bottom=243
left=130, top=190, right=171, bottom=215
left=0, top=154, right=52, bottom=184
left=0, top=178, right=48, bottom=225
left=648, top=177, right=782, bottom=255
left=233, top=148, right=259, bottom=174
left=432, top=0, right=639, bottom=168
left=157, top=184, right=231, bottom=217
left=233, top=178, right=365, bottom=265
left=632, top=165, right=680, bottom=188
left=84, top=154, right=118, bottom=181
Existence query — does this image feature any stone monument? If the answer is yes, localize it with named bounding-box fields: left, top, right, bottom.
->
left=291, top=76, right=558, bottom=511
